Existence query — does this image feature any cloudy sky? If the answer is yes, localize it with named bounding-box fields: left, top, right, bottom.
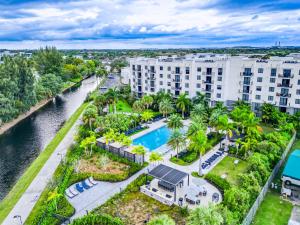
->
left=0, top=0, right=300, bottom=49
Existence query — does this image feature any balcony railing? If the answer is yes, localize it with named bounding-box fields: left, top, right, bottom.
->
left=276, top=93, right=291, bottom=97
left=278, top=74, right=294, bottom=78
left=277, top=83, right=293, bottom=88
left=240, top=72, right=253, bottom=76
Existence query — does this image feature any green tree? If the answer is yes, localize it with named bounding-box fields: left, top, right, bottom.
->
left=187, top=204, right=224, bottom=225
left=47, top=188, right=62, bottom=211
left=83, top=105, right=98, bottom=130
left=167, top=114, right=183, bottom=130
left=148, top=214, right=175, bottom=225
left=133, top=100, right=145, bottom=113
left=105, top=87, right=119, bottom=113
left=192, top=92, right=209, bottom=106
left=141, top=110, right=154, bottom=123
left=176, top=93, right=191, bottom=118
left=215, top=114, right=235, bottom=143
left=167, top=129, right=185, bottom=158
left=36, top=73, right=63, bottom=98
left=149, top=152, right=163, bottom=165
left=142, top=95, right=154, bottom=109
left=159, top=98, right=174, bottom=117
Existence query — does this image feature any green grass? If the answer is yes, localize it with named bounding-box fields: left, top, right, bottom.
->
left=252, top=191, right=293, bottom=225
left=207, top=156, right=249, bottom=186
left=0, top=102, right=88, bottom=224
left=109, top=100, right=132, bottom=113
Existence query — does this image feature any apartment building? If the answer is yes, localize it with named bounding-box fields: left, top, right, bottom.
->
left=123, top=53, right=300, bottom=114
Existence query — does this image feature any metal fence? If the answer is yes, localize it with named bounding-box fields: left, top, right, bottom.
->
left=242, top=133, right=296, bottom=225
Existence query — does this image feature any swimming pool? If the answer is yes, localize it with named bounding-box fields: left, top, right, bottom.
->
left=132, top=126, right=171, bottom=151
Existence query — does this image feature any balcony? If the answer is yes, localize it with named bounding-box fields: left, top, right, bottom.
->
left=240, top=72, right=253, bottom=76
left=276, top=93, right=291, bottom=98
left=278, top=74, right=294, bottom=78
left=204, top=80, right=214, bottom=84
left=172, top=79, right=181, bottom=82
left=277, top=83, right=293, bottom=88
left=202, top=72, right=215, bottom=76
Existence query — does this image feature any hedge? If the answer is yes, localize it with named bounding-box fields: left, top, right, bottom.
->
left=205, top=173, right=231, bottom=193
left=70, top=213, right=124, bottom=225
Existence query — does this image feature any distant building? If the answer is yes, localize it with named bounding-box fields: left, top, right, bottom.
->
left=125, top=53, right=300, bottom=114
left=282, top=150, right=300, bottom=199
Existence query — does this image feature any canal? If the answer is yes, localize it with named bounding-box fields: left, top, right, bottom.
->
left=0, top=76, right=99, bottom=201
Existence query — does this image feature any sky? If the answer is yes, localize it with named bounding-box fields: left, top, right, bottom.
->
left=0, top=0, right=300, bottom=49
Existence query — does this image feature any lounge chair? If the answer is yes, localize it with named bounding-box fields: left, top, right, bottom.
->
left=82, top=180, right=91, bottom=189
left=89, top=177, right=98, bottom=185
left=70, top=186, right=79, bottom=195
left=85, top=178, right=94, bottom=187
left=75, top=183, right=84, bottom=193
left=65, top=189, right=76, bottom=198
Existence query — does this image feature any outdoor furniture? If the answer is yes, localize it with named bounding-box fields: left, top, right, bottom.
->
left=158, top=180, right=175, bottom=192
left=212, top=193, right=219, bottom=202
left=196, top=199, right=201, bottom=205
left=152, top=188, right=158, bottom=192
left=166, top=194, right=172, bottom=199
left=69, top=186, right=79, bottom=195
left=82, top=180, right=91, bottom=189
left=65, top=188, right=77, bottom=198
left=75, top=183, right=84, bottom=193
left=89, top=177, right=98, bottom=185
left=85, top=178, right=94, bottom=187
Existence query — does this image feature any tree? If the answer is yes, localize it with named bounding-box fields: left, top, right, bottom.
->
left=105, top=87, right=119, bottom=113
left=142, top=95, right=153, bottom=109
left=132, top=145, right=146, bottom=160
left=192, top=92, right=209, bottom=106
left=176, top=93, right=191, bottom=118
left=36, top=73, right=63, bottom=98
left=133, top=100, right=145, bottom=113
left=148, top=214, right=175, bottom=225
left=149, top=152, right=163, bottom=165
left=141, top=110, right=154, bottom=123
left=80, top=133, right=96, bottom=155
left=239, top=137, right=256, bottom=159
left=159, top=98, right=174, bottom=117
left=167, top=114, right=183, bottom=130
left=47, top=188, right=62, bottom=211
left=34, top=47, right=63, bottom=76
left=189, top=129, right=207, bottom=176
left=103, top=129, right=116, bottom=144
left=187, top=204, right=224, bottom=225
left=215, top=114, right=235, bottom=144
left=167, top=129, right=185, bottom=158
left=191, top=103, right=208, bottom=122
left=261, top=103, right=281, bottom=125
left=187, top=119, right=206, bottom=138
left=93, top=94, right=107, bottom=114
left=62, top=64, right=81, bottom=81
left=83, top=105, right=98, bottom=130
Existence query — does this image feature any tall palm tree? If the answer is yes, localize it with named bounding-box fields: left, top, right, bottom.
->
left=187, top=119, right=207, bottom=138
left=141, top=110, right=154, bottom=123
left=167, top=114, right=183, bottom=130
left=192, top=92, right=209, bottom=106
left=133, top=99, right=145, bottom=113
left=167, top=129, right=185, bottom=158
left=176, top=93, right=191, bottom=118
left=105, top=87, right=119, bottom=113
left=189, top=129, right=207, bottom=176
left=149, top=152, right=163, bottom=166
left=191, top=103, right=208, bottom=122
left=159, top=98, right=174, bottom=117
left=240, top=137, right=256, bottom=159
left=216, top=114, right=234, bottom=143
left=142, top=95, right=153, bottom=109
left=83, top=105, right=98, bottom=130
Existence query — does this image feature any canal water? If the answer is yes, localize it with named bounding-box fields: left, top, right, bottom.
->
left=0, top=76, right=98, bottom=201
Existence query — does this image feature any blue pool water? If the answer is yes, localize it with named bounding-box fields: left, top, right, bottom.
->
left=132, top=126, right=171, bottom=151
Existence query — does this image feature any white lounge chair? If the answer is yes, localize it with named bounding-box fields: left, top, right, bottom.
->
left=85, top=178, right=94, bottom=187
left=89, top=177, right=98, bottom=185
left=70, top=186, right=80, bottom=196
left=65, top=188, right=77, bottom=198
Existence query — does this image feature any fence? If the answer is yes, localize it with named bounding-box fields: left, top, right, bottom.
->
left=242, top=132, right=296, bottom=225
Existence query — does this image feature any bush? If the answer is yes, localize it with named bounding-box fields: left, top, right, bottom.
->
left=205, top=174, right=231, bottom=192
left=70, top=213, right=124, bottom=225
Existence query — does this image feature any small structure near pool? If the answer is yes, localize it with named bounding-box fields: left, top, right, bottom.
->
left=141, top=164, right=222, bottom=208
left=282, top=149, right=300, bottom=199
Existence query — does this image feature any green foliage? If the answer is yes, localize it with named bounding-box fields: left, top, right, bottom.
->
left=70, top=213, right=124, bottom=225
left=237, top=172, right=261, bottom=202
left=205, top=174, right=231, bottom=191
left=176, top=93, right=191, bottom=117
left=187, top=204, right=224, bottom=225
left=167, top=114, right=183, bottom=130
left=159, top=98, right=174, bottom=117
left=248, top=153, right=271, bottom=185
left=148, top=214, right=175, bottom=225
left=36, top=73, right=63, bottom=99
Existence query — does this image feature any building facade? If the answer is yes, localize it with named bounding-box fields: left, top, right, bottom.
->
left=124, top=53, right=300, bottom=114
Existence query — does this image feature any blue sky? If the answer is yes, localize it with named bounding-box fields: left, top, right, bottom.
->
left=0, top=0, right=300, bottom=49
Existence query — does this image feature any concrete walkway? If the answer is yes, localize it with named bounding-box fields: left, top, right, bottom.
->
left=2, top=119, right=80, bottom=225
left=289, top=206, right=300, bottom=225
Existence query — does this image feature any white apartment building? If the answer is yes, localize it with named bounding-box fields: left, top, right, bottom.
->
left=124, top=53, right=300, bottom=114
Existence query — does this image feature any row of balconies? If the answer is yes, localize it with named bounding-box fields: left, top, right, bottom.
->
left=277, top=83, right=293, bottom=88
left=202, top=72, right=215, bottom=76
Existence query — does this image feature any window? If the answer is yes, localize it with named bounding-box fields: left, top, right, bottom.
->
left=271, top=68, right=276, bottom=77
left=218, top=68, right=223, bottom=75
left=160, top=74, right=163, bottom=78
left=256, top=86, right=262, bottom=91
left=185, top=91, right=189, bottom=95
left=298, top=80, right=300, bottom=85
left=257, top=77, right=263, bottom=82
left=167, top=66, right=171, bottom=71
left=296, top=99, right=300, bottom=104
left=186, top=67, right=190, bottom=74
left=258, top=68, right=264, bottom=73
left=185, top=83, right=189, bottom=88
left=242, top=94, right=249, bottom=101
left=297, top=89, right=300, bottom=95
left=160, top=66, right=163, bottom=71
left=217, top=76, right=222, bottom=81
left=269, top=87, right=275, bottom=92
left=197, top=75, right=201, bottom=80
left=167, top=82, right=171, bottom=87
left=185, top=75, right=189, bottom=80
left=196, top=83, right=201, bottom=88
left=145, top=65, right=148, bottom=69
left=159, top=81, right=163, bottom=85
left=255, top=95, right=261, bottom=100
left=268, top=96, right=274, bottom=101
left=197, top=67, right=201, bottom=72
left=270, top=78, right=275, bottom=83
left=167, top=74, right=171, bottom=79
left=217, top=93, right=221, bottom=98
left=175, top=67, right=180, bottom=74
left=217, top=85, right=222, bottom=90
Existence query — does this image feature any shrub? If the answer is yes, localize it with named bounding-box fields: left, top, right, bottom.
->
left=70, top=213, right=124, bottom=225
left=205, top=174, right=231, bottom=192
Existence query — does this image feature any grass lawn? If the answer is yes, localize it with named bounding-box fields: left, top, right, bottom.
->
left=252, top=191, right=293, bottom=225
left=0, top=102, right=88, bottom=224
left=207, top=156, right=249, bottom=186
left=109, top=100, right=133, bottom=113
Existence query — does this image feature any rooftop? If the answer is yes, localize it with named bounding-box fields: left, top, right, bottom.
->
left=283, top=150, right=300, bottom=181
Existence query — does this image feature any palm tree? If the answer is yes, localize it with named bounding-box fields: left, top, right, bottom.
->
left=80, top=133, right=96, bottom=156
left=93, top=94, right=107, bottom=114
left=132, top=145, right=146, bottom=163
left=240, top=137, right=256, bottom=159
left=167, top=129, right=185, bottom=158
left=148, top=214, right=175, bottom=225
left=215, top=115, right=235, bottom=146
left=167, top=114, right=183, bottom=130
left=176, top=93, right=191, bottom=118
left=192, top=92, right=209, bottom=106
left=191, top=103, right=208, bottom=122
left=133, top=99, right=145, bottom=113
left=83, top=105, right=98, bottom=130
left=142, top=95, right=153, bottom=109
left=189, top=130, right=207, bottom=176
left=159, top=98, right=174, bottom=117
left=103, top=129, right=116, bottom=145
left=149, top=152, right=163, bottom=166
left=187, top=204, right=224, bottom=225
left=187, top=119, right=206, bottom=138
left=105, top=87, right=119, bottom=113
left=209, top=108, right=223, bottom=128
left=141, top=110, right=154, bottom=123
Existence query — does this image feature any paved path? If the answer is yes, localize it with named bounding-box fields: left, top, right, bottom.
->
left=2, top=119, right=80, bottom=225
left=289, top=206, right=300, bottom=225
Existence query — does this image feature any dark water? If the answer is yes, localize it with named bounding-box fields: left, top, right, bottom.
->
left=0, top=76, right=98, bottom=200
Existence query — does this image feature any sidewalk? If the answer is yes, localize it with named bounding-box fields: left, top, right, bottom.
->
left=2, top=119, right=80, bottom=225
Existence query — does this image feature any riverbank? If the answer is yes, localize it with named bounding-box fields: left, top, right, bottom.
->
left=0, top=81, right=78, bottom=136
